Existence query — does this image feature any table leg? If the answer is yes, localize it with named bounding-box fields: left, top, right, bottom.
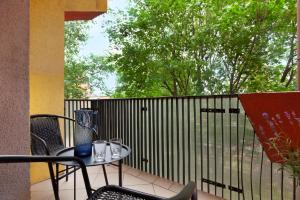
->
left=102, top=165, right=109, bottom=185
left=74, top=169, right=76, bottom=200
left=119, top=160, right=123, bottom=187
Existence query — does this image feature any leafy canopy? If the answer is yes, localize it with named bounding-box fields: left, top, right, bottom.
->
left=105, top=0, right=296, bottom=97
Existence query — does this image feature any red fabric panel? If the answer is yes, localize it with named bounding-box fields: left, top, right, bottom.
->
left=239, top=92, right=300, bottom=163
left=64, top=11, right=102, bottom=21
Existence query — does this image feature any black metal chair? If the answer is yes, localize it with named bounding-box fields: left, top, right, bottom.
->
left=0, top=155, right=198, bottom=200
left=30, top=114, right=76, bottom=199
left=30, top=114, right=108, bottom=199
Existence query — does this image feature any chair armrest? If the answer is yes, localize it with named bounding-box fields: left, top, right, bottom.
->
left=0, top=155, right=92, bottom=198
left=31, top=114, right=75, bottom=122
left=31, top=133, right=51, bottom=155
left=167, top=182, right=197, bottom=200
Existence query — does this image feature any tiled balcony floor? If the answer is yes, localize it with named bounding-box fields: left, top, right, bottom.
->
left=31, top=164, right=223, bottom=200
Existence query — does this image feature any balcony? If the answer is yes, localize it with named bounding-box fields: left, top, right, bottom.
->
left=27, top=95, right=296, bottom=200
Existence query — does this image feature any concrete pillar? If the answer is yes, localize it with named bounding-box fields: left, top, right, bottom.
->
left=0, top=1, right=30, bottom=200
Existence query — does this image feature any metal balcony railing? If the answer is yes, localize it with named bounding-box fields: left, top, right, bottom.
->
left=64, top=95, right=296, bottom=200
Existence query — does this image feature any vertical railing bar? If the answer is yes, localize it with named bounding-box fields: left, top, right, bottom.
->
left=221, top=96, right=224, bottom=197
left=199, top=97, right=203, bottom=190
left=64, top=100, right=67, bottom=147
left=112, top=100, right=116, bottom=139
left=148, top=99, right=152, bottom=173
left=250, top=131, right=255, bottom=200
left=107, top=100, right=110, bottom=139
left=271, top=162, right=273, bottom=200
left=102, top=100, right=105, bottom=139
left=152, top=99, right=156, bottom=175
left=171, top=98, right=174, bottom=182
left=74, top=100, right=79, bottom=145
left=105, top=100, right=108, bottom=139
left=206, top=97, right=209, bottom=192
left=161, top=98, right=165, bottom=178
left=110, top=100, right=113, bottom=138
left=213, top=97, right=217, bottom=196
left=68, top=100, right=71, bottom=147
left=160, top=99, right=168, bottom=177
left=132, top=99, right=137, bottom=168
left=182, top=98, right=185, bottom=184
left=117, top=99, right=120, bottom=139
left=143, top=99, right=147, bottom=172
left=187, top=97, right=191, bottom=182
left=156, top=98, right=160, bottom=176
left=259, top=150, right=264, bottom=200
left=120, top=100, right=123, bottom=148
left=193, top=97, right=197, bottom=184
left=123, top=100, right=127, bottom=164
left=136, top=99, right=140, bottom=169
left=241, top=113, right=247, bottom=200
left=281, top=166, right=284, bottom=200
left=229, top=96, right=232, bottom=200
left=293, top=172, right=296, bottom=200
left=140, top=99, right=144, bottom=170
left=116, top=100, right=124, bottom=140
left=130, top=99, right=133, bottom=166
left=176, top=97, right=180, bottom=183
left=108, top=100, right=112, bottom=138
left=166, top=98, right=170, bottom=179
left=237, top=99, right=240, bottom=200
left=126, top=100, right=130, bottom=165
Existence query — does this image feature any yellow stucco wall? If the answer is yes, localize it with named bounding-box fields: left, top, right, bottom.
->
left=29, top=0, right=107, bottom=184
left=29, top=0, right=65, bottom=184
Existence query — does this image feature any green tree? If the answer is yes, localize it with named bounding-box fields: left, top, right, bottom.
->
left=106, top=0, right=296, bottom=97
left=64, top=21, right=111, bottom=98
left=213, top=0, right=297, bottom=94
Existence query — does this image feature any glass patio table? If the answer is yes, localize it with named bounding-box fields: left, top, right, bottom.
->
left=56, top=143, right=131, bottom=199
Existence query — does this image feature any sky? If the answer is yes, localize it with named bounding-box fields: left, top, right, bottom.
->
left=79, top=0, right=130, bottom=96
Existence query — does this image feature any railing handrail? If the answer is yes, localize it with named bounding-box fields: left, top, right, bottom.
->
left=65, top=94, right=239, bottom=101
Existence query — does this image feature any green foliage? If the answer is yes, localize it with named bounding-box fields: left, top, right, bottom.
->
left=105, top=0, right=297, bottom=97
left=64, top=22, right=111, bottom=99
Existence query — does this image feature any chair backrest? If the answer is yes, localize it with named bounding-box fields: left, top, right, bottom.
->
left=30, top=115, right=65, bottom=155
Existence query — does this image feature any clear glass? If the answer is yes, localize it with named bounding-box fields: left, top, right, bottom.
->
left=93, top=140, right=107, bottom=162
left=110, top=138, right=122, bottom=159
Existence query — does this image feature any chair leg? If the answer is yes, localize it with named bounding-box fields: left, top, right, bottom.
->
left=48, top=163, right=59, bottom=200
left=191, top=187, right=198, bottom=200
left=65, top=165, right=69, bottom=181
left=56, top=163, right=59, bottom=197
left=102, top=165, right=109, bottom=185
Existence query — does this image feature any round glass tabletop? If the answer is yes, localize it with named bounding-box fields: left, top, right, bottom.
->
left=56, top=143, right=131, bottom=166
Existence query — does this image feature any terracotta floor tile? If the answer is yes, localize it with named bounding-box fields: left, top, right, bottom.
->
left=123, top=174, right=149, bottom=186
left=125, top=184, right=156, bottom=196
left=169, top=182, right=184, bottom=193
left=153, top=177, right=174, bottom=189
left=153, top=185, right=176, bottom=198
left=31, top=179, right=53, bottom=192
left=30, top=191, right=53, bottom=200
left=126, top=167, right=142, bottom=177
left=137, top=171, right=159, bottom=183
